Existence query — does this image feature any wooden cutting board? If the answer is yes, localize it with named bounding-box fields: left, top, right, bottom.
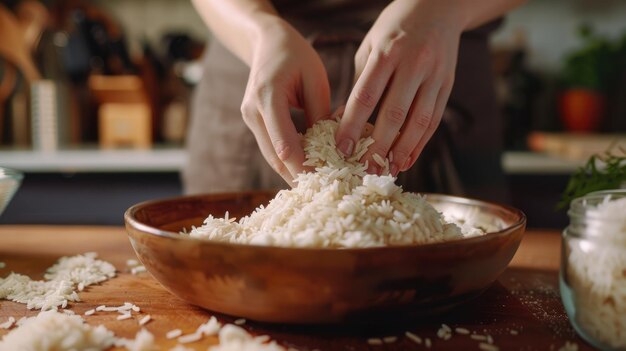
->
left=0, top=226, right=593, bottom=350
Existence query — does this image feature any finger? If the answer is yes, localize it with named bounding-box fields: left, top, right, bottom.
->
left=302, top=70, right=331, bottom=126
left=336, top=53, right=394, bottom=157
left=409, top=83, right=452, bottom=164
left=390, top=80, right=440, bottom=174
left=261, top=93, right=307, bottom=179
left=361, top=67, right=424, bottom=175
left=353, top=40, right=370, bottom=84
left=242, top=107, right=295, bottom=186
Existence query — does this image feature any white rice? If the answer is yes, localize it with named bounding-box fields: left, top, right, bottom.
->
left=169, top=346, right=194, bottom=351
left=437, top=324, right=453, bottom=340
left=196, top=316, right=221, bottom=336
left=382, top=336, right=397, bottom=343
left=166, top=329, right=183, bottom=339
left=117, top=313, right=132, bottom=321
left=0, top=317, right=15, bottom=329
left=138, top=315, right=151, bottom=326
left=209, top=324, right=286, bottom=351
left=455, top=327, right=470, bottom=335
left=0, top=252, right=116, bottom=310
left=131, top=266, right=147, bottom=275
left=234, top=318, right=246, bottom=325
left=566, top=196, right=626, bottom=348
left=0, top=310, right=116, bottom=350
left=558, top=341, right=579, bottom=351
left=177, top=333, right=203, bottom=344
left=366, top=338, right=383, bottom=345
left=117, top=328, right=157, bottom=351
left=189, top=120, right=482, bottom=248
left=479, top=342, right=499, bottom=351
left=405, top=331, right=422, bottom=344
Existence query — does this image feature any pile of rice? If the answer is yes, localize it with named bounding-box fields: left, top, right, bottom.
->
left=0, top=252, right=289, bottom=351
left=565, top=195, right=626, bottom=348
left=0, top=309, right=286, bottom=351
left=190, top=120, right=481, bottom=248
left=0, top=252, right=116, bottom=310
left=210, top=324, right=286, bottom=351
left=0, top=310, right=116, bottom=350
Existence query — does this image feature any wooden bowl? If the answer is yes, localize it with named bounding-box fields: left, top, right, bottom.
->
left=124, top=192, right=526, bottom=324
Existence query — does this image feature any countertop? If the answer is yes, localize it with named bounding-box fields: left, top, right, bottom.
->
left=0, top=226, right=592, bottom=350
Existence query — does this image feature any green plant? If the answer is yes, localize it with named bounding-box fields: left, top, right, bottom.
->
left=561, top=24, right=616, bottom=91
left=558, top=148, right=626, bottom=209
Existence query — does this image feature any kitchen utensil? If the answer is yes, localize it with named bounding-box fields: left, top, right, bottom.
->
left=16, top=0, right=49, bottom=53
left=0, top=3, right=41, bottom=82
left=125, top=192, right=526, bottom=324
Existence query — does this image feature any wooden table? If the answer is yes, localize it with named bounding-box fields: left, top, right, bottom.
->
left=0, top=226, right=592, bottom=350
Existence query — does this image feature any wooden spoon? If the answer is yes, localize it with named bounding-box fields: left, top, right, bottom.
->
left=16, top=0, right=50, bottom=53
left=0, top=3, right=41, bottom=82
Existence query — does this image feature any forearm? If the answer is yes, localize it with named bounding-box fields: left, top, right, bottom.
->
left=191, top=0, right=281, bottom=65
left=457, top=0, right=527, bottom=30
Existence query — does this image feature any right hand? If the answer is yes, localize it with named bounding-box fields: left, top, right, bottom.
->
left=240, top=17, right=331, bottom=186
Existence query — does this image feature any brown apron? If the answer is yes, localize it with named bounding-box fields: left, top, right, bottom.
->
left=183, top=1, right=508, bottom=203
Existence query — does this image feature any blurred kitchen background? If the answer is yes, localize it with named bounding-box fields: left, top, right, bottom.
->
left=0, top=0, right=624, bottom=227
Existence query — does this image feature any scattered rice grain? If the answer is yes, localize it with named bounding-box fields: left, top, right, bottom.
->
left=367, top=338, right=383, bottom=345
left=479, top=342, right=499, bottom=351
left=116, top=313, right=132, bottom=321
left=139, top=315, right=151, bottom=326
left=383, top=336, right=397, bottom=343
left=455, top=327, right=470, bottom=335
left=178, top=332, right=202, bottom=344
left=425, top=338, right=432, bottom=348
left=0, top=316, right=15, bottom=329
left=405, top=331, right=422, bottom=344
left=166, top=329, right=183, bottom=339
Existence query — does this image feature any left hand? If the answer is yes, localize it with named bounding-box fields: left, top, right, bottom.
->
left=335, top=0, right=465, bottom=176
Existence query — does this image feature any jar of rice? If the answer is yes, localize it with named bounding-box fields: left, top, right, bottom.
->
left=560, top=189, right=626, bottom=351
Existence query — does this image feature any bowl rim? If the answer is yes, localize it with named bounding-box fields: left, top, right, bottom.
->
left=124, top=191, right=527, bottom=252
left=0, top=167, right=24, bottom=180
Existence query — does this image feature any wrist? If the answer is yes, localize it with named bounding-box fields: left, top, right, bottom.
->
left=246, top=13, right=293, bottom=59
left=404, top=0, right=469, bottom=33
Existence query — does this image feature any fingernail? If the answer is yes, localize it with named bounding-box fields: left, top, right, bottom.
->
left=390, top=163, right=399, bottom=177
left=367, top=164, right=379, bottom=175
left=402, top=157, right=413, bottom=171
left=337, top=139, right=354, bottom=157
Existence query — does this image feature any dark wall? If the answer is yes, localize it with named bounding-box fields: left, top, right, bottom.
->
left=0, top=172, right=182, bottom=225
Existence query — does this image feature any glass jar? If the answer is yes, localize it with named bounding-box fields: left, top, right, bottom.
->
left=560, top=189, right=626, bottom=351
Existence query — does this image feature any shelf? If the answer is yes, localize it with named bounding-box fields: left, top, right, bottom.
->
left=0, top=148, right=584, bottom=174
left=501, top=151, right=583, bottom=174
left=0, top=147, right=186, bottom=173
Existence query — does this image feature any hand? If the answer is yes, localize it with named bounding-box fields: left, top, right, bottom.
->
left=335, top=0, right=465, bottom=176
left=241, top=17, right=330, bottom=186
